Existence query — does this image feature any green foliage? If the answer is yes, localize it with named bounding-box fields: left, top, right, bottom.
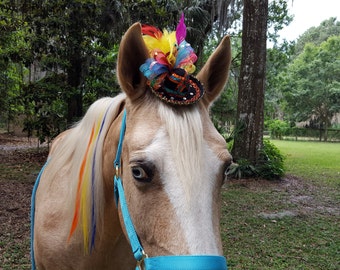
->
left=266, top=17, right=340, bottom=142
left=264, top=0, right=295, bottom=124
left=267, top=0, right=294, bottom=44
left=0, top=0, right=295, bottom=146
left=226, top=159, right=257, bottom=179
left=265, top=41, right=295, bottom=120
left=281, top=35, right=340, bottom=139
left=265, top=1, right=295, bottom=121
left=0, top=1, right=32, bottom=129
left=257, top=139, right=285, bottom=180
left=266, top=119, right=290, bottom=139
left=22, top=74, right=68, bottom=143
left=227, top=139, right=285, bottom=180
left=294, top=17, right=340, bottom=56
left=0, top=63, right=24, bottom=130
left=283, top=127, right=340, bottom=142
left=209, top=32, right=241, bottom=128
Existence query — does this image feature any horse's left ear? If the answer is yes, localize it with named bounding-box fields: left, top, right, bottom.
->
left=197, top=36, right=231, bottom=107
left=117, top=23, right=149, bottom=101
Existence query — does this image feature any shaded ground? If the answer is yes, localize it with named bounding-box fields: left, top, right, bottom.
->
left=0, top=134, right=48, bottom=269
left=0, top=133, right=338, bottom=269
left=228, top=175, right=340, bottom=218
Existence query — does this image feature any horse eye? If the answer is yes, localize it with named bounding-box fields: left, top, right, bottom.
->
left=131, top=166, right=152, bottom=183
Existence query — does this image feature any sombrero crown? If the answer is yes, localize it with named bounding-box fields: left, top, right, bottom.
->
left=139, top=14, right=204, bottom=105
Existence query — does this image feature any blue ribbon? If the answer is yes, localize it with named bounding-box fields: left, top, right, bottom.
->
left=31, top=161, right=49, bottom=270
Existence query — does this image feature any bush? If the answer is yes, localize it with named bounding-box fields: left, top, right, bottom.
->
left=227, top=140, right=285, bottom=180
left=266, top=119, right=289, bottom=139
left=226, top=159, right=257, bottom=179
left=257, top=140, right=285, bottom=180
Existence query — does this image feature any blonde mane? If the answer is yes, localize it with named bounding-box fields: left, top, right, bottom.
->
left=158, top=103, right=204, bottom=201
left=46, top=93, right=126, bottom=252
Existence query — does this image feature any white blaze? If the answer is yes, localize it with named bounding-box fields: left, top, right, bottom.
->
left=143, top=105, right=223, bottom=254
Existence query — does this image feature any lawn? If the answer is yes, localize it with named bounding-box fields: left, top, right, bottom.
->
left=221, top=140, right=340, bottom=269
left=272, top=140, right=340, bottom=186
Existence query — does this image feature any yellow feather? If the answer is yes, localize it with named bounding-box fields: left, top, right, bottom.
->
left=143, top=30, right=177, bottom=68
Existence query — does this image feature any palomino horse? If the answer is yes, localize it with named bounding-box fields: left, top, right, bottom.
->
left=31, top=20, right=232, bottom=269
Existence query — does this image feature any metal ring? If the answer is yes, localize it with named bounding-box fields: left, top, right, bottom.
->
left=115, top=164, right=120, bottom=178
left=136, top=250, right=148, bottom=270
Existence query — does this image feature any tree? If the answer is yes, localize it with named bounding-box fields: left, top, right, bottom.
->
left=267, top=0, right=293, bottom=45
left=0, top=1, right=31, bottom=130
left=283, top=36, right=340, bottom=141
left=24, top=0, right=112, bottom=122
left=265, top=0, right=294, bottom=121
left=1, top=0, right=292, bottom=145
left=294, top=17, right=340, bottom=56
left=232, top=0, right=268, bottom=165
left=265, top=40, right=295, bottom=120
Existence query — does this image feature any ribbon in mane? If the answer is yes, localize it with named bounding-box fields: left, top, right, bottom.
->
left=68, top=105, right=111, bottom=253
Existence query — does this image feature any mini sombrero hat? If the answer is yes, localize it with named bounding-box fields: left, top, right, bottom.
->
left=139, top=14, right=204, bottom=105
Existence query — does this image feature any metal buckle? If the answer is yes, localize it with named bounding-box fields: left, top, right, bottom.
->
left=136, top=250, right=148, bottom=270
left=115, top=164, right=120, bottom=178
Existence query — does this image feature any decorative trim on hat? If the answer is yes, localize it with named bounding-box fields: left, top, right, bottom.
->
left=139, top=13, right=204, bottom=105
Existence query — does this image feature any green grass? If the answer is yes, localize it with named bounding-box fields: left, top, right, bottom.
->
left=221, top=140, right=340, bottom=269
left=221, top=182, right=339, bottom=269
left=271, top=140, right=340, bottom=186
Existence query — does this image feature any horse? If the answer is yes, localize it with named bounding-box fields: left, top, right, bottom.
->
left=31, top=21, right=232, bottom=269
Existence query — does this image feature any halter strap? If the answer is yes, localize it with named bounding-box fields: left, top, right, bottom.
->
left=113, top=109, right=127, bottom=170
left=113, top=109, right=146, bottom=263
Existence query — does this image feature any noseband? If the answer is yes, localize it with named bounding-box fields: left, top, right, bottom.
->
left=114, top=110, right=228, bottom=270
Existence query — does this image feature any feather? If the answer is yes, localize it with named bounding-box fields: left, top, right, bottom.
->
left=140, top=58, right=169, bottom=80
left=141, top=25, right=162, bottom=39
left=140, top=13, right=197, bottom=79
left=176, top=13, right=186, bottom=44
left=175, top=41, right=197, bottom=73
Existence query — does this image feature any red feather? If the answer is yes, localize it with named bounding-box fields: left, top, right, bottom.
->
left=141, top=25, right=162, bottom=39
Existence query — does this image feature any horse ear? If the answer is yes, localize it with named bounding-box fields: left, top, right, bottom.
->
left=197, top=35, right=231, bottom=107
left=117, top=23, right=149, bottom=101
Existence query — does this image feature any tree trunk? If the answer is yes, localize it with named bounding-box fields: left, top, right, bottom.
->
left=67, top=53, right=83, bottom=123
left=232, top=0, right=268, bottom=165
left=66, top=10, right=83, bottom=124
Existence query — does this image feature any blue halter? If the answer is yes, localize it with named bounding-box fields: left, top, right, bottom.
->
left=114, top=109, right=228, bottom=270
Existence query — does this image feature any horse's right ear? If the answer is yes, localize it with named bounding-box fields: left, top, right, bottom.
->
left=117, top=23, right=149, bottom=101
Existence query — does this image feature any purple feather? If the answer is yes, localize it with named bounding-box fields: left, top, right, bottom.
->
left=176, top=13, right=186, bottom=45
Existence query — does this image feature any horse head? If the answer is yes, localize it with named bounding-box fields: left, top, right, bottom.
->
left=105, top=22, right=232, bottom=259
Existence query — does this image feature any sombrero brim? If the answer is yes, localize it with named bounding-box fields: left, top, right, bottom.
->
left=149, top=68, right=204, bottom=105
